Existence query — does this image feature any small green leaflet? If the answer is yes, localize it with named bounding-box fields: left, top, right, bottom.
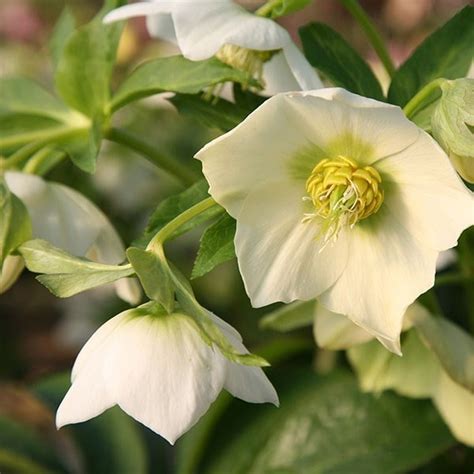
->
left=19, top=239, right=134, bottom=298
left=192, top=213, right=236, bottom=279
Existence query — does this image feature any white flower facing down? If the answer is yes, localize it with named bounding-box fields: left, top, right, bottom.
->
left=314, top=303, right=474, bottom=447
left=104, top=0, right=323, bottom=94
left=196, top=88, right=474, bottom=354
left=4, top=172, right=140, bottom=304
left=56, top=302, right=279, bottom=444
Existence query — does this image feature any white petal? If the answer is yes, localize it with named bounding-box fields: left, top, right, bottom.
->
left=103, top=313, right=226, bottom=444
left=261, top=51, right=301, bottom=96
left=103, top=2, right=173, bottom=25
left=56, top=313, right=129, bottom=428
left=433, top=370, right=474, bottom=446
left=146, top=13, right=177, bottom=43
left=207, top=312, right=279, bottom=406
left=319, top=207, right=438, bottom=353
left=235, top=183, right=349, bottom=307
left=281, top=41, right=323, bottom=90
left=114, top=278, right=142, bottom=306
left=436, top=249, right=457, bottom=271
left=313, top=303, right=373, bottom=350
left=378, top=132, right=474, bottom=251
left=171, top=2, right=290, bottom=60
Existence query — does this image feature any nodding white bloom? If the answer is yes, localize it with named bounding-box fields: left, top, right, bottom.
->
left=4, top=172, right=140, bottom=304
left=325, top=303, right=474, bottom=447
left=195, top=88, right=474, bottom=354
left=56, top=302, right=279, bottom=444
left=104, top=0, right=323, bottom=94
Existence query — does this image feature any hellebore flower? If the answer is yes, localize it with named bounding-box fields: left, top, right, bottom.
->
left=56, top=302, right=279, bottom=444
left=323, top=303, right=474, bottom=447
left=4, top=172, right=140, bottom=304
left=196, top=88, right=474, bottom=353
left=104, top=0, right=322, bottom=94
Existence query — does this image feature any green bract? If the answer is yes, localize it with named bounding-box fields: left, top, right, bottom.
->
left=432, top=78, right=474, bottom=183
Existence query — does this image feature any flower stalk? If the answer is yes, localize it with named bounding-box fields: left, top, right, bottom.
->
left=403, top=78, right=446, bottom=119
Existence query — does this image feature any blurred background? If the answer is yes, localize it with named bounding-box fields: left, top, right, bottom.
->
left=0, top=1, right=472, bottom=473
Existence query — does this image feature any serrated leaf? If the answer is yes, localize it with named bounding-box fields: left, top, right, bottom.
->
left=137, top=180, right=223, bottom=247
left=388, top=6, right=474, bottom=106
left=411, top=311, right=474, bottom=393
left=55, top=2, right=123, bottom=118
left=192, top=213, right=236, bottom=279
left=0, top=77, right=70, bottom=122
left=199, top=371, right=454, bottom=474
left=0, top=181, right=32, bottom=270
left=299, top=22, right=385, bottom=100
left=19, top=239, right=134, bottom=297
left=260, top=300, right=315, bottom=332
left=126, top=247, right=174, bottom=313
left=33, top=373, right=148, bottom=474
left=111, top=56, right=254, bottom=112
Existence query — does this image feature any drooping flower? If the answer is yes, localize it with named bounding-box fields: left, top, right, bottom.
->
left=104, top=0, right=323, bottom=94
left=320, top=303, right=474, bottom=447
left=56, top=302, right=279, bottom=444
left=196, top=88, right=474, bottom=353
left=4, top=171, right=140, bottom=304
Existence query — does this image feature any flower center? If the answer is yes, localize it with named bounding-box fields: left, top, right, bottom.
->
left=215, top=44, right=274, bottom=83
left=304, top=156, right=384, bottom=244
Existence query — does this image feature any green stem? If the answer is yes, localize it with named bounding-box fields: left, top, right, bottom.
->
left=22, top=147, right=66, bottom=176
left=339, top=0, right=396, bottom=78
left=1, top=142, right=47, bottom=171
left=147, top=197, right=218, bottom=250
left=256, top=0, right=280, bottom=17
left=106, top=127, right=200, bottom=187
left=403, top=78, right=446, bottom=118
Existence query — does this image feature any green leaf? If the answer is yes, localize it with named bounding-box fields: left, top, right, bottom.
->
left=19, top=239, right=134, bottom=298
left=299, top=23, right=385, bottom=100
left=0, top=417, right=66, bottom=474
left=0, top=181, right=32, bottom=270
left=138, top=180, right=223, bottom=247
left=388, top=6, right=474, bottom=106
left=126, top=247, right=174, bottom=313
left=199, top=371, right=454, bottom=474
left=55, top=2, right=123, bottom=118
left=0, top=77, right=70, bottom=122
left=33, top=373, right=148, bottom=474
left=111, top=56, right=254, bottom=112
left=192, top=213, right=236, bottom=279
left=260, top=300, right=315, bottom=332
left=411, top=311, right=474, bottom=393
left=49, top=8, right=76, bottom=71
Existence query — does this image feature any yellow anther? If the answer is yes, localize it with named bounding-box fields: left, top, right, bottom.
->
left=304, top=156, right=384, bottom=244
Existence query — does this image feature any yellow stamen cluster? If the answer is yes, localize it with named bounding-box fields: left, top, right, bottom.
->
left=304, top=156, right=384, bottom=244
left=215, top=44, right=274, bottom=83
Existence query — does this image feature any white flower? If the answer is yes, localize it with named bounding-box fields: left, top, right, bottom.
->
left=327, top=303, right=474, bottom=447
left=56, top=302, right=278, bottom=444
left=4, top=171, right=140, bottom=304
left=104, top=0, right=322, bottom=94
left=195, top=88, right=474, bottom=354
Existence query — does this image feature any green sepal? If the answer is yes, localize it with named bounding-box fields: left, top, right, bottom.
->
left=0, top=180, right=32, bottom=271
left=388, top=5, right=474, bottom=107
left=192, top=213, right=236, bottom=279
left=111, top=56, right=256, bottom=112
left=126, top=247, right=175, bottom=313
left=264, top=0, right=312, bottom=19
left=260, top=300, right=315, bottom=332
left=299, top=22, right=385, bottom=100
left=18, top=239, right=134, bottom=298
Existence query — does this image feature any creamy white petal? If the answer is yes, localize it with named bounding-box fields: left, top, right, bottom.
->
left=319, top=207, right=438, bottom=353
left=146, top=12, right=177, bottom=43
left=113, top=278, right=142, bottom=306
left=313, top=303, right=373, bottom=350
left=103, top=313, right=226, bottom=444
left=103, top=1, right=173, bottom=25
left=208, top=312, right=279, bottom=405
left=171, top=2, right=291, bottom=61
left=261, top=51, right=302, bottom=96
left=433, top=370, right=474, bottom=447
left=235, top=183, right=349, bottom=307
left=378, top=132, right=474, bottom=251
left=281, top=41, right=323, bottom=90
